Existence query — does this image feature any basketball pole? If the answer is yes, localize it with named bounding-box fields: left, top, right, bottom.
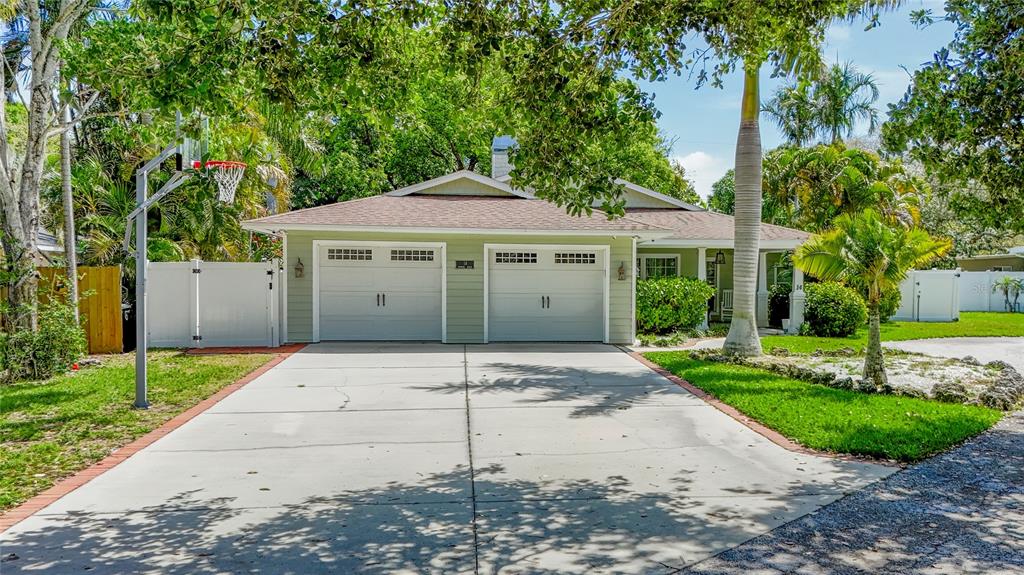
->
left=126, top=115, right=235, bottom=409
left=127, top=114, right=192, bottom=409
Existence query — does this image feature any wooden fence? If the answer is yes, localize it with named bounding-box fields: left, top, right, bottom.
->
left=38, top=266, right=124, bottom=354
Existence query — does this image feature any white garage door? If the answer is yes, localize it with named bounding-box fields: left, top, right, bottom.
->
left=488, top=247, right=606, bottom=342
left=317, top=244, right=443, bottom=340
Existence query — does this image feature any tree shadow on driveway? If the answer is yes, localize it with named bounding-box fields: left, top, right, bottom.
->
left=0, top=463, right=878, bottom=575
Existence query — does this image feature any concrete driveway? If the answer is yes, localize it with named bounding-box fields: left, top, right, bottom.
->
left=1, top=343, right=890, bottom=574
left=884, top=337, right=1024, bottom=372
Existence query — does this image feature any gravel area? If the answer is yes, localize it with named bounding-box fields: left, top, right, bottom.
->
left=683, top=410, right=1024, bottom=574
left=799, top=355, right=1000, bottom=400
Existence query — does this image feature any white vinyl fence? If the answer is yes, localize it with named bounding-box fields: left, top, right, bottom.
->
left=892, top=270, right=961, bottom=322
left=148, top=260, right=281, bottom=348
left=959, top=271, right=1024, bottom=312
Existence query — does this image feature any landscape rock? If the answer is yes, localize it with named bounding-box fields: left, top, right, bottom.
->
left=932, top=381, right=970, bottom=404
left=961, top=355, right=981, bottom=366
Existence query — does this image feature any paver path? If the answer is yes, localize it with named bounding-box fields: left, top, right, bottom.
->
left=684, top=409, right=1024, bottom=574
left=1, top=343, right=889, bottom=574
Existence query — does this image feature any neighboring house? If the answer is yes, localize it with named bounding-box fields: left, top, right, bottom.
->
left=957, top=247, right=1024, bottom=272
left=35, top=230, right=63, bottom=265
left=243, top=140, right=809, bottom=344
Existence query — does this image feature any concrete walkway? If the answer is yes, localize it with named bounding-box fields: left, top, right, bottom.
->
left=0, top=343, right=890, bottom=574
left=883, top=337, right=1024, bottom=372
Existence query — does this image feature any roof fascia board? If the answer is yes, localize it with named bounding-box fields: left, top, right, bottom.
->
left=638, top=238, right=805, bottom=249
left=243, top=222, right=672, bottom=239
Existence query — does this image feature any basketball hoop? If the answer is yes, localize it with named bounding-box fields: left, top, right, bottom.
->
left=204, top=160, right=247, bottom=204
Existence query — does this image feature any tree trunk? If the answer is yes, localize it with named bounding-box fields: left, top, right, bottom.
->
left=863, top=302, right=887, bottom=391
left=61, top=105, right=80, bottom=324
left=723, top=63, right=763, bottom=356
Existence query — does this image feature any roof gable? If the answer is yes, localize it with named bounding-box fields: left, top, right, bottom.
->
left=587, top=179, right=703, bottom=210
left=386, top=170, right=532, bottom=199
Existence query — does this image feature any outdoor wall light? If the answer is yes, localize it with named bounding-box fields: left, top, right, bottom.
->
left=714, top=251, right=726, bottom=265
left=294, top=258, right=305, bottom=278
left=618, top=261, right=627, bottom=281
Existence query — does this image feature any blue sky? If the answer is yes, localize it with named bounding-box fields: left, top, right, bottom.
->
left=635, top=1, right=954, bottom=199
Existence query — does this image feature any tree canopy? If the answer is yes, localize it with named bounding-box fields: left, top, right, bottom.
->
left=883, top=0, right=1024, bottom=232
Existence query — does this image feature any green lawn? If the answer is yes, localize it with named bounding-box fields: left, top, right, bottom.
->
left=0, top=351, right=273, bottom=511
left=762, top=312, right=1024, bottom=354
left=645, top=352, right=1002, bottom=461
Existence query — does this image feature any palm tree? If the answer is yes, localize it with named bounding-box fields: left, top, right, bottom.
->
left=762, top=82, right=818, bottom=147
left=762, top=143, right=923, bottom=232
left=814, top=62, right=880, bottom=144
left=794, top=210, right=951, bottom=390
left=723, top=64, right=766, bottom=356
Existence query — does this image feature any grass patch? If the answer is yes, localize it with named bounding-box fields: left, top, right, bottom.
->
left=645, top=352, right=1002, bottom=461
left=0, top=350, right=273, bottom=511
left=762, top=311, right=1024, bottom=354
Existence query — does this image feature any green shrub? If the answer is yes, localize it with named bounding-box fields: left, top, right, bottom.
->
left=636, top=277, right=715, bottom=334
left=803, top=282, right=867, bottom=337
left=1, top=295, right=87, bottom=383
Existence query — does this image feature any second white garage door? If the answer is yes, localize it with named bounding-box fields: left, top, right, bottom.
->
left=487, top=246, right=607, bottom=342
left=316, top=243, right=443, bottom=341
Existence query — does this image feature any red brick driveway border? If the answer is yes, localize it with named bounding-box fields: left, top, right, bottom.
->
left=625, top=349, right=899, bottom=467
left=0, top=345, right=306, bottom=534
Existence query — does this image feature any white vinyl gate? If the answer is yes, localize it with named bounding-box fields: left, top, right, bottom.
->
left=892, top=270, right=960, bottom=322
left=148, top=260, right=280, bottom=348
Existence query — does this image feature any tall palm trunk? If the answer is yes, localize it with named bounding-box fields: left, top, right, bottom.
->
left=723, top=63, right=763, bottom=356
left=863, top=300, right=887, bottom=390
left=61, top=104, right=80, bottom=324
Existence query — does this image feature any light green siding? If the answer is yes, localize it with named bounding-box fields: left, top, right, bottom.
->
left=285, top=231, right=635, bottom=344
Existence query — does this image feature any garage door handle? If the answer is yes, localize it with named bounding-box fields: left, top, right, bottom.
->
left=382, top=293, right=386, bottom=307
left=546, top=296, right=551, bottom=308
left=377, top=293, right=380, bottom=307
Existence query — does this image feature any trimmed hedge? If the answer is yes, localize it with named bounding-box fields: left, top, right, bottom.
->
left=802, top=282, right=867, bottom=337
left=636, top=277, right=715, bottom=334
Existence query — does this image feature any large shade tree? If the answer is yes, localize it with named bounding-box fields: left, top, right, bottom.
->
left=795, top=209, right=950, bottom=389
left=883, top=1, right=1024, bottom=233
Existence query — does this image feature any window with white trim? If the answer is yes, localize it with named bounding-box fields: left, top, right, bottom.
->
left=391, top=249, right=435, bottom=262
left=641, top=255, right=678, bottom=279
left=327, top=248, right=372, bottom=261
left=555, top=252, right=596, bottom=265
left=494, top=251, right=537, bottom=264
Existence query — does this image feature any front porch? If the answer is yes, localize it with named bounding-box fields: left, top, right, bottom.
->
left=636, top=243, right=806, bottom=333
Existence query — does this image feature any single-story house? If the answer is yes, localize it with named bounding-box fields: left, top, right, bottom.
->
left=243, top=141, right=809, bottom=344
left=957, top=247, right=1024, bottom=272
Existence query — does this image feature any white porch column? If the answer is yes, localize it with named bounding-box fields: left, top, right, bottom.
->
left=756, top=250, right=769, bottom=327
left=697, top=247, right=708, bottom=329
left=788, top=265, right=805, bottom=334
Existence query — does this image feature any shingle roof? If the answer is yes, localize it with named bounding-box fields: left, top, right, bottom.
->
left=245, top=195, right=668, bottom=233
left=625, top=209, right=810, bottom=242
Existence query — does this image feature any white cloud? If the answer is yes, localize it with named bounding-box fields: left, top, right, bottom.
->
left=674, top=151, right=730, bottom=201
left=825, top=24, right=852, bottom=46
